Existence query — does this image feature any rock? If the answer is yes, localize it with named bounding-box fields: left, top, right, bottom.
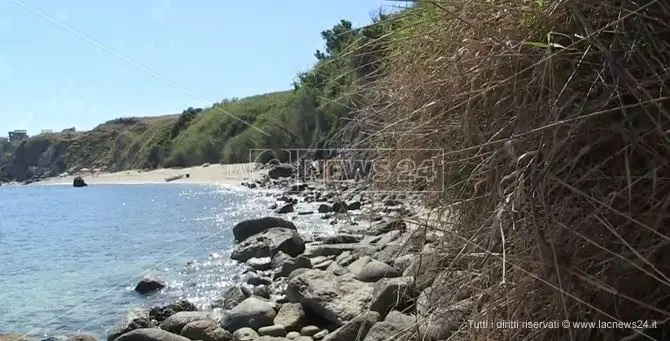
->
left=73, top=176, right=88, bottom=187
left=356, top=260, right=401, bottom=282
left=374, top=230, right=403, bottom=247
left=369, top=277, right=415, bottom=318
left=417, top=298, right=475, bottom=340
left=297, top=211, right=314, bottom=215
left=0, top=333, right=30, bottom=341
left=268, top=165, right=294, bottom=179
left=292, top=338, right=313, bottom=341
left=361, top=322, right=406, bottom=341
left=321, top=234, right=362, bottom=244
left=107, top=311, right=153, bottom=341
left=114, top=329, right=189, bottom=341
left=274, top=303, right=305, bottom=332
left=317, top=204, right=332, bottom=214
left=368, top=221, right=406, bottom=236
left=289, top=183, right=308, bottom=192
left=247, top=257, right=272, bottom=271
left=384, top=311, right=414, bottom=326
left=416, top=288, right=433, bottom=316
left=258, top=325, right=286, bottom=337
left=345, top=256, right=372, bottom=277
left=180, top=320, right=232, bottom=341
left=305, top=244, right=377, bottom=258
left=211, top=285, right=252, bottom=310
left=275, top=255, right=312, bottom=278
left=331, top=202, right=347, bottom=213
left=286, top=332, right=301, bottom=339
left=286, top=270, right=374, bottom=326
left=149, top=300, right=198, bottom=324
left=220, top=296, right=277, bottom=331
left=299, top=326, right=319, bottom=337
left=160, top=312, right=216, bottom=334
left=277, top=204, right=295, bottom=214
left=66, top=335, right=96, bottom=341
left=287, top=268, right=310, bottom=281
left=312, top=259, right=333, bottom=270
left=245, top=273, right=273, bottom=286
left=391, top=255, right=414, bottom=273
left=383, top=199, right=401, bottom=206
left=231, top=228, right=305, bottom=262
left=346, top=202, right=361, bottom=210
left=134, top=277, right=166, bottom=294
left=321, top=311, right=380, bottom=341
left=373, top=245, right=404, bottom=265
left=325, top=262, right=346, bottom=276
left=271, top=251, right=293, bottom=269
left=270, top=203, right=278, bottom=210
left=231, top=328, right=258, bottom=341
left=312, top=330, right=328, bottom=340
left=233, top=217, right=297, bottom=243
left=402, top=253, right=447, bottom=292
left=253, top=285, right=271, bottom=299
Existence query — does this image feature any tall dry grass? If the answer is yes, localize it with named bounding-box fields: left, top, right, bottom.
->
left=362, top=0, right=670, bottom=339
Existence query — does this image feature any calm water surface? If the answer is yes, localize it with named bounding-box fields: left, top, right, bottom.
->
left=0, top=184, right=277, bottom=339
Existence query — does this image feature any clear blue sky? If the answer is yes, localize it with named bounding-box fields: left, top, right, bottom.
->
left=0, top=0, right=393, bottom=136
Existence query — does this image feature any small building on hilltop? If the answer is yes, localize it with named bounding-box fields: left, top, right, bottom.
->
left=8, top=130, right=28, bottom=143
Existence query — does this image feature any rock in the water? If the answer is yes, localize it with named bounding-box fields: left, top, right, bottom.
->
left=220, top=296, right=277, bottom=331
left=135, top=277, right=166, bottom=294
left=286, top=270, right=374, bottom=326
left=160, top=312, right=216, bottom=334
left=149, top=300, right=197, bottom=324
left=180, top=320, right=232, bottom=341
left=356, top=260, right=401, bottom=282
left=331, top=202, right=347, bottom=213
left=258, top=325, right=286, bottom=337
left=317, top=204, right=332, bottom=214
left=231, top=228, right=305, bottom=262
left=277, top=203, right=295, bottom=214
left=369, top=277, right=415, bottom=318
left=347, top=201, right=361, bottom=211
left=321, top=311, right=380, bottom=341
left=268, top=164, right=294, bottom=179
left=66, top=335, right=96, bottom=341
left=211, top=285, right=251, bottom=310
left=299, top=326, right=319, bottom=337
left=273, top=303, right=305, bottom=332
left=231, top=328, right=258, bottom=341
left=73, top=176, right=88, bottom=187
left=233, top=217, right=297, bottom=243
left=107, top=311, right=153, bottom=341
left=114, top=329, right=189, bottom=341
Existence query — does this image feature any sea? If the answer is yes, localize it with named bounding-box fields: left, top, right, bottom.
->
left=0, top=183, right=305, bottom=339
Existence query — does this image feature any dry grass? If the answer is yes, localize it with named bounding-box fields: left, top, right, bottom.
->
left=360, top=0, right=670, bottom=339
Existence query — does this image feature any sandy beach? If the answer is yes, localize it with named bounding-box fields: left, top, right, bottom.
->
left=35, top=163, right=260, bottom=186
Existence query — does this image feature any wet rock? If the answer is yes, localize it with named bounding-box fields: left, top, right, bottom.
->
left=247, top=257, right=272, bottom=271
left=346, top=202, right=361, bottom=211
left=317, top=204, right=332, bottom=214
left=357, top=260, right=401, bottom=282
left=297, top=211, right=314, bottom=215
left=321, top=311, right=380, bottom=341
left=134, top=277, right=166, bottom=294
left=273, top=303, right=305, bottom=332
left=231, top=228, right=305, bottom=262
left=180, top=320, right=232, bottom=341
left=331, top=202, right=347, bottom=213
left=220, top=296, right=277, bottom=331
left=270, top=203, right=278, bottom=210
left=114, top=329, right=189, bottom=341
left=211, top=285, right=252, bottom=310
left=107, top=311, right=153, bottom=341
left=369, top=277, right=415, bottom=318
left=286, top=270, right=374, bottom=326
left=233, top=217, right=297, bottom=243
left=73, top=176, right=88, bottom=187
left=160, top=312, right=217, bottom=334
left=277, top=204, right=295, bottom=214
left=231, top=328, right=258, bottom=341
left=149, top=300, right=197, bottom=324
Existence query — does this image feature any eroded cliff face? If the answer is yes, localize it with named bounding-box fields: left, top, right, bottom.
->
left=0, top=136, right=71, bottom=182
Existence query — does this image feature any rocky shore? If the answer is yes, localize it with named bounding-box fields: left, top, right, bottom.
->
left=2, top=163, right=474, bottom=341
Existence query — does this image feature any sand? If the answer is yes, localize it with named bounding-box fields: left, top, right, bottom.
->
left=35, top=163, right=261, bottom=187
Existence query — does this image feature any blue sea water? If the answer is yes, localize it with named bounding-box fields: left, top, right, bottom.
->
left=0, top=184, right=277, bottom=339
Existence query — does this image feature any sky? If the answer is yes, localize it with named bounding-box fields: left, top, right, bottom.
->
left=0, top=0, right=394, bottom=136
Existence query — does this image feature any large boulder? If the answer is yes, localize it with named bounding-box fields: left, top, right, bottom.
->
left=268, top=164, right=294, bottom=179
left=220, top=296, right=277, bottom=331
left=322, top=311, right=380, bottom=341
left=160, top=312, right=218, bottom=334
left=273, top=303, right=305, bottom=332
left=286, top=270, right=374, bottom=326
left=73, top=176, right=88, bottom=187
left=211, top=285, right=252, bottom=310
left=113, top=329, right=188, bottom=341
left=180, top=320, right=232, bottom=341
left=149, top=300, right=197, bottom=324
left=231, top=228, right=305, bottom=262
left=134, top=277, right=166, bottom=294
left=107, top=311, right=153, bottom=341
left=233, top=217, right=297, bottom=243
